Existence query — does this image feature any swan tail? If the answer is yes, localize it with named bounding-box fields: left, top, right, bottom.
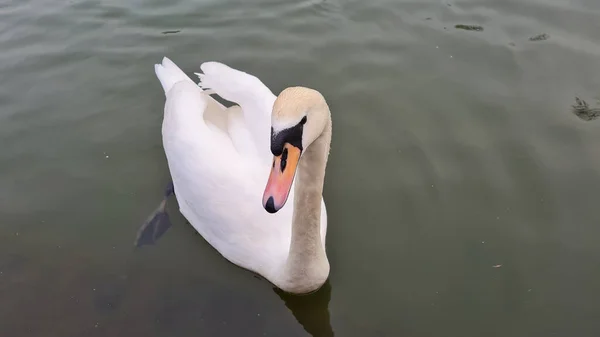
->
left=154, top=57, right=194, bottom=94
left=134, top=182, right=175, bottom=247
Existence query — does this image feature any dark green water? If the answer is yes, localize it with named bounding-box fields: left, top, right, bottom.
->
left=2, top=0, right=600, bottom=336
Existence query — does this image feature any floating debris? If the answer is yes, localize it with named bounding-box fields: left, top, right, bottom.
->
left=492, top=264, right=502, bottom=268
left=529, top=33, right=549, bottom=41
left=508, top=42, right=516, bottom=47
left=572, top=97, right=600, bottom=121
left=455, top=24, right=484, bottom=32
left=162, top=30, right=181, bottom=35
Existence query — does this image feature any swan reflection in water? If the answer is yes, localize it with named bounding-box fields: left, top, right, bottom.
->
left=274, top=280, right=334, bottom=337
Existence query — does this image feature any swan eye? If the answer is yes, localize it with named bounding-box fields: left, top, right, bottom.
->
left=280, top=147, right=288, bottom=172
left=270, top=120, right=304, bottom=156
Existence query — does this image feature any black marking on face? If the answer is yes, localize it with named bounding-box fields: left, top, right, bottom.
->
left=270, top=117, right=306, bottom=156
left=280, top=147, right=288, bottom=172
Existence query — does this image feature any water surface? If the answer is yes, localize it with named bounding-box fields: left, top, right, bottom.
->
left=2, top=0, right=600, bottom=336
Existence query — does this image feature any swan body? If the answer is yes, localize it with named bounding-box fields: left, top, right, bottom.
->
left=148, top=57, right=332, bottom=294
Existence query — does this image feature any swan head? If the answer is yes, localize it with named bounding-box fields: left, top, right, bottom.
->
left=262, top=87, right=329, bottom=214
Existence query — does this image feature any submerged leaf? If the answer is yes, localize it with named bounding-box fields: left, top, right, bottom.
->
left=455, top=24, right=484, bottom=32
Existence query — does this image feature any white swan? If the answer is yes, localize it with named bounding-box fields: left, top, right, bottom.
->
left=135, top=57, right=332, bottom=294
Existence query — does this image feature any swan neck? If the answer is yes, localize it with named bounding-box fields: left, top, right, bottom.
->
left=282, top=116, right=331, bottom=293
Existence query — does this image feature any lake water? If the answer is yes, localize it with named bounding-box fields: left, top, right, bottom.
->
left=2, top=0, right=600, bottom=336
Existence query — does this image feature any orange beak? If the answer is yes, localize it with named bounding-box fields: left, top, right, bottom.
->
left=263, top=143, right=301, bottom=213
